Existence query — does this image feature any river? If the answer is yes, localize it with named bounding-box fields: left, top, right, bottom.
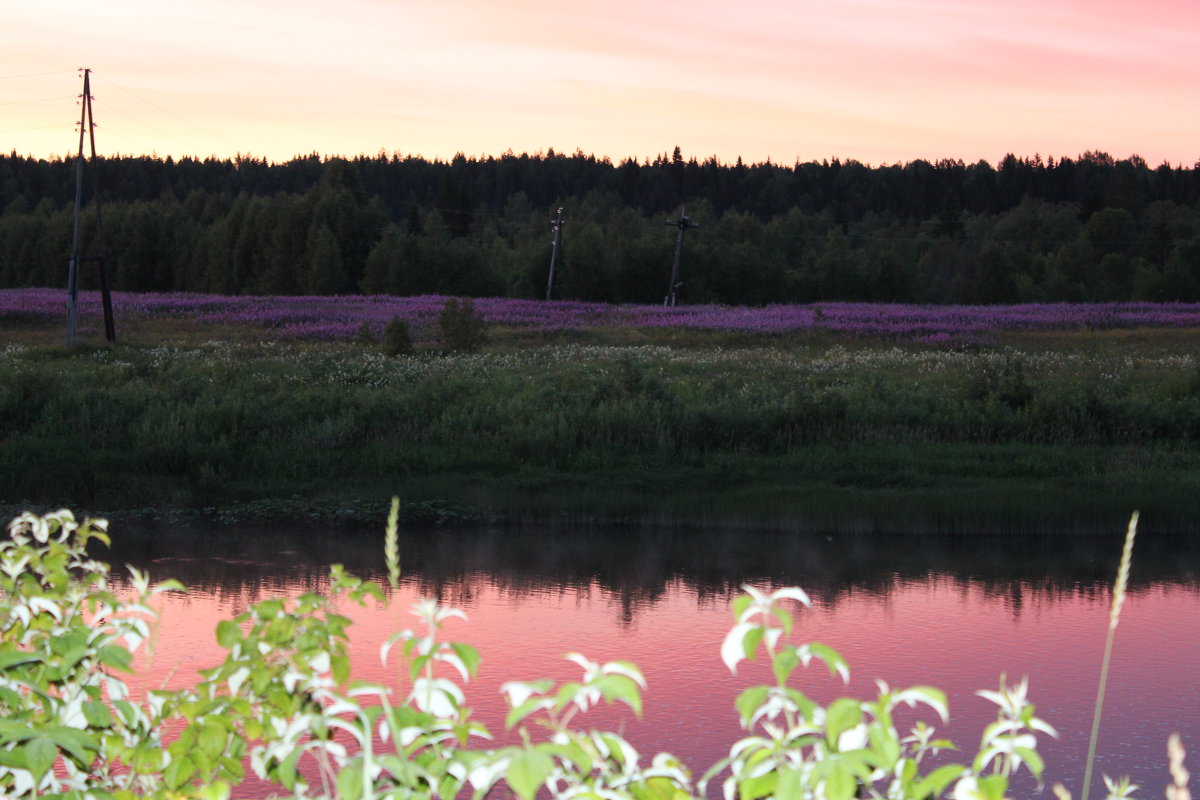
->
left=106, top=518, right=1200, bottom=799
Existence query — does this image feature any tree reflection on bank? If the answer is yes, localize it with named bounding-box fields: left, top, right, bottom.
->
left=106, top=518, right=1199, bottom=624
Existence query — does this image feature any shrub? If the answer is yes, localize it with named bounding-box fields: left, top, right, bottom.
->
left=355, top=320, right=378, bottom=345
left=382, top=316, right=413, bottom=356
left=438, top=297, right=487, bottom=352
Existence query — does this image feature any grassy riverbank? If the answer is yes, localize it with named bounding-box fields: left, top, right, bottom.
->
left=4, top=305, right=1200, bottom=529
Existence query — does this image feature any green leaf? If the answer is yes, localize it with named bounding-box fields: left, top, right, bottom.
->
left=600, top=732, right=635, bottom=767
left=408, top=653, right=431, bottom=683
left=0, top=650, right=42, bottom=671
left=593, top=674, right=643, bottom=716
left=912, top=764, right=968, bottom=800
left=735, top=686, right=771, bottom=725
left=376, top=754, right=413, bottom=784
left=98, top=644, right=134, bottom=673
left=868, top=721, right=900, bottom=765
left=244, top=717, right=263, bottom=740
left=215, top=620, right=241, bottom=649
left=278, top=746, right=304, bottom=791
left=775, top=767, right=806, bottom=800
left=198, top=722, right=228, bottom=757
left=25, top=737, right=57, bottom=784
left=731, top=595, right=753, bottom=621
left=451, top=642, right=482, bottom=678
left=642, top=775, right=686, bottom=800
left=978, top=774, right=1008, bottom=800
left=336, top=763, right=365, bottom=800
left=773, top=606, right=794, bottom=636
left=739, top=771, right=777, bottom=800
left=83, top=700, right=112, bottom=728
left=772, top=646, right=800, bottom=686
left=742, top=626, right=765, bottom=661
left=505, top=697, right=544, bottom=731
left=132, top=746, right=166, bottom=773
left=825, top=698, right=862, bottom=746
left=438, top=773, right=461, bottom=798
left=506, top=748, right=554, bottom=800
left=785, top=688, right=818, bottom=721
left=46, top=727, right=100, bottom=767
left=255, top=599, right=284, bottom=619
left=554, top=681, right=584, bottom=711
left=539, top=741, right=593, bottom=774
left=197, top=780, right=232, bottom=800
left=1014, top=746, right=1045, bottom=778
left=824, top=762, right=859, bottom=800
left=808, top=642, right=850, bottom=682
left=331, top=654, right=351, bottom=685
left=164, top=752, right=198, bottom=789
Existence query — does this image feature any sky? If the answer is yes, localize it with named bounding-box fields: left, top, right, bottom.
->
left=3, top=0, right=1199, bottom=167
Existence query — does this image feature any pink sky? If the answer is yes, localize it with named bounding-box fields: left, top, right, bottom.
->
left=3, top=0, right=1198, bottom=166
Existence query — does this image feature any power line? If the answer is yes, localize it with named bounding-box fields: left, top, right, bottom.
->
left=0, top=97, right=65, bottom=106
left=89, top=97, right=208, bottom=154
left=90, top=72, right=242, bottom=151
left=0, top=69, right=77, bottom=79
left=0, top=123, right=68, bottom=134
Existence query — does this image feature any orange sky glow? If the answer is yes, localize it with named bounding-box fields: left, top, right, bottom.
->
left=3, top=0, right=1199, bottom=167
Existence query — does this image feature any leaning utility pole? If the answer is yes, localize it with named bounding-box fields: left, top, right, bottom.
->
left=87, top=79, right=115, bottom=343
left=65, top=68, right=115, bottom=345
left=545, top=206, right=564, bottom=301
left=65, top=69, right=90, bottom=346
left=663, top=207, right=699, bottom=307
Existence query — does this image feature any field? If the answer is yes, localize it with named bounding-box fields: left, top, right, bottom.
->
left=4, top=289, right=1200, bottom=530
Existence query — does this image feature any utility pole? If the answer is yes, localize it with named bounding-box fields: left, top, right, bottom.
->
left=663, top=207, right=698, bottom=307
left=66, top=67, right=115, bottom=345
left=66, top=68, right=90, bottom=346
left=85, top=73, right=114, bottom=342
left=545, top=206, right=564, bottom=301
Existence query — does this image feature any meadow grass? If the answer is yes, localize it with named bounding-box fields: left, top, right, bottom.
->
left=4, top=306, right=1200, bottom=527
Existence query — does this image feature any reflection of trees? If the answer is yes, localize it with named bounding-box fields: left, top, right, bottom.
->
left=104, top=518, right=1200, bottom=625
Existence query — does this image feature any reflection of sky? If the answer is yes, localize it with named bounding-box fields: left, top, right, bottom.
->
left=118, top=569, right=1200, bottom=800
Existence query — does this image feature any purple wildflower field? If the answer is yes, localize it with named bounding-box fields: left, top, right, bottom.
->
left=4, top=288, right=1200, bottom=342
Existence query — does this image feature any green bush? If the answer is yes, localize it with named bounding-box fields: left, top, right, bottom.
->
left=355, top=320, right=377, bottom=345
left=438, top=297, right=487, bottom=352
left=382, top=316, right=413, bottom=356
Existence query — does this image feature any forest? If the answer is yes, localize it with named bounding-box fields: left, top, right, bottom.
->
left=2, top=147, right=1199, bottom=305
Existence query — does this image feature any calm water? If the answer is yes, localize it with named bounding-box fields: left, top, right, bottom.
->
left=106, top=520, right=1200, bottom=799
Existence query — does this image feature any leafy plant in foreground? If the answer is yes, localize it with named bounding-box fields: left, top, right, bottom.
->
left=701, top=585, right=1056, bottom=800
left=0, top=510, right=186, bottom=796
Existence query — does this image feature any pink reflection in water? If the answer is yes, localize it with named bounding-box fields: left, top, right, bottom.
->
left=119, top=573, right=1200, bottom=799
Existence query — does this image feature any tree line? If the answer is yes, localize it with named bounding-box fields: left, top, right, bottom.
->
left=2, top=147, right=1199, bottom=304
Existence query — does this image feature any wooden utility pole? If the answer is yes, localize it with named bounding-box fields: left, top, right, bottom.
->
left=87, top=75, right=115, bottom=342
left=663, top=207, right=698, bottom=307
left=545, top=206, right=564, bottom=301
left=65, top=68, right=115, bottom=345
left=66, top=69, right=90, bottom=346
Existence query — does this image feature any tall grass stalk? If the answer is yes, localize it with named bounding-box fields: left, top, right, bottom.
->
left=1167, top=734, right=1191, bottom=800
left=385, top=495, right=401, bottom=590
left=1081, top=510, right=1139, bottom=800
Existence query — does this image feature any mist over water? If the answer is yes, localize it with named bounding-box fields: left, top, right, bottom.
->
left=107, top=520, right=1200, bottom=799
